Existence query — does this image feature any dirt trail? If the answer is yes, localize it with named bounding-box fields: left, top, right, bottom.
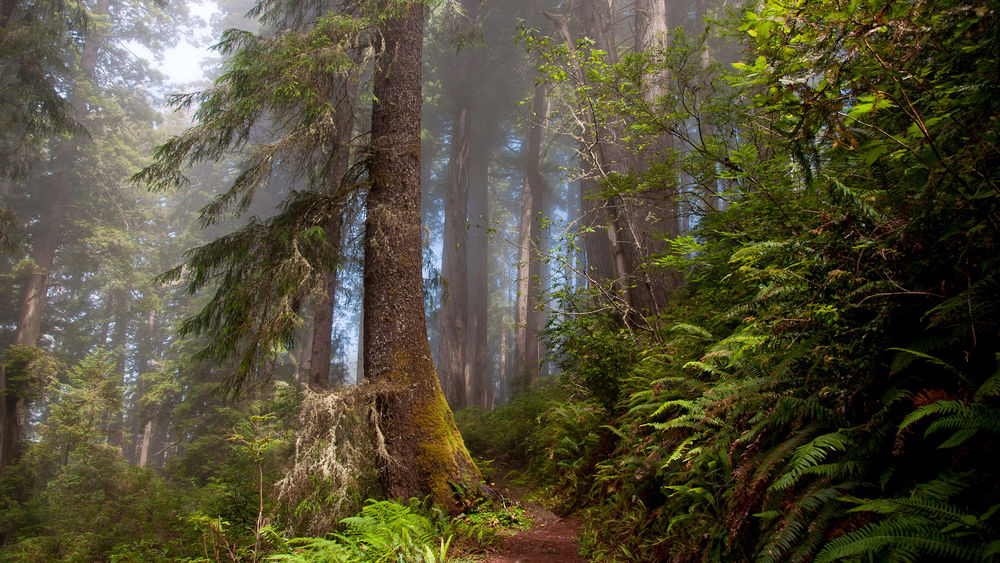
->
left=479, top=494, right=587, bottom=563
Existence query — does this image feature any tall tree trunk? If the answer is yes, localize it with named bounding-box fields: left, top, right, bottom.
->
left=437, top=104, right=471, bottom=407
left=1, top=0, right=109, bottom=473
left=513, top=83, right=548, bottom=395
left=308, top=75, right=355, bottom=390
left=307, top=272, right=334, bottom=388
left=579, top=0, right=631, bottom=296
left=138, top=419, right=153, bottom=467
left=108, top=288, right=130, bottom=450
left=548, top=4, right=627, bottom=296
left=624, top=0, right=682, bottom=317
left=133, top=308, right=156, bottom=467
left=356, top=306, right=364, bottom=384
left=364, top=1, right=479, bottom=506
left=465, top=130, right=489, bottom=408
left=437, top=0, right=480, bottom=408
left=496, top=236, right=510, bottom=407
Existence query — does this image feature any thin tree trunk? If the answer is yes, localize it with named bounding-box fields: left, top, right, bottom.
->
left=364, top=1, right=479, bottom=506
left=496, top=234, right=510, bottom=407
left=138, top=419, right=153, bottom=468
left=356, top=307, right=363, bottom=384
left=308, top=75, right=355, bottom=390
left=438, top=0, right=480, bottom=408
left=307, top=271, right=335, bottom=388
left=133, top=308, right=156, bottom=466
left=108, top=288, right=129, bottom=450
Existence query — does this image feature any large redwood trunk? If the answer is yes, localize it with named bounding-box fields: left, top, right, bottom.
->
left=625, top=0, right=682, bottom=317
left=437, top=103, right=471, bottom=407
left=437, top=0, right=481, bottom=408
left=465, top=130, right=489, bottom=408
left=513, top=82, right=548, bottom=395
left=364, top=0, right=479, bottom=506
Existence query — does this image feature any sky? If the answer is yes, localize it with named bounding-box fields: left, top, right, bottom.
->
left=131, top=1, right=220, bottom=88
left=165, top=1, right=220, bottom=84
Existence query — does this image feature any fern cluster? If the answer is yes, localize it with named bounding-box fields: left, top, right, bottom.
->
left=468, top=0, right=1000, bottom=559
left=271, top=499, right=453, bottom=563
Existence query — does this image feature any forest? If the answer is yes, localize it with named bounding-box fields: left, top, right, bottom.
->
left=1, top=0, right=998, bottom=561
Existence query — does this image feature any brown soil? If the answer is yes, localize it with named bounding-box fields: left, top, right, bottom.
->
left=480, top=516, right=586, bottom=562
left=477, top=492, right=587, bottom=563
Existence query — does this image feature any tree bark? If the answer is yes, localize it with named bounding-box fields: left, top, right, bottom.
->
left=364, top=1, right=479, bottom=507
left=138, top=419, right=153, bottom=467
left=437, top=0, right=481, bottom=408
left=624, top=0, right=682, bottom=316
left=308, top=73, right=356, bottom=390
left=513, top=82, right=548, bottom=395
left=307, top=270, right=336, bottom=388
left=496, top=236, right=510, bottom=407
left=108, top=288, right=130, bottom=450
left=465, top=128, right=489, bottom=408
left=437, top=103, right=471, bottom=407
left=133, top=308, right=156, bottom=466
left=2, top=0, right=109, bottom=473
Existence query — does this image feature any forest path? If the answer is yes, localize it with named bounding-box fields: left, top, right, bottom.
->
left=476, top=484, right=587, bottom=562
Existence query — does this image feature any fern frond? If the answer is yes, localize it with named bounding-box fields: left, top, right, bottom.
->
left=888, top=347, right=963, bottom=377
left=759, top=482, right=856, bottom=563
left=683, top=360, right=729, bottom=377
left=815, top=519, right=984, bottom=563
left=849, top=496, right=978, bottom=527
left=899, top=400, right=1000, bottom=447
left=650, top=398, right=702, bottom=418
left=771, top=430, right=853, bottom=491
left=668, top=322, right=715, bottom=341
left=729, top=240, right=790, bottom=268
left=824, top=174, right=886, bottom=223
left=974, top=368, right=1000, bottom=401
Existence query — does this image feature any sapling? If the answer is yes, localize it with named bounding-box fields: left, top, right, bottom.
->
left=229, top=413, right=283, bottom=562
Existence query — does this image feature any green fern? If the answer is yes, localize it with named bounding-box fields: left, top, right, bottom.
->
left=815, top=473, right=998, bottom=563
left=974, top=367, right=1000, bottom=401
left=888, top=347, right=964, bottom=377
left=899, top=400, right=1000, bottom=448
left=815, top=519, right=984, bottom=563
left=757, top=482, right=856, bottom=563
left=272, top=499, right=451, bottom=562
left=771, top=430, right=853, bottom=491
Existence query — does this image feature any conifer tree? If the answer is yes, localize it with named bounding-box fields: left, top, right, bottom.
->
left=364, top=0, right=480, bottom=505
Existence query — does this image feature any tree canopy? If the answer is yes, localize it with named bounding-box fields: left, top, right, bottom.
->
left=1, top=0, right=998, bottom=560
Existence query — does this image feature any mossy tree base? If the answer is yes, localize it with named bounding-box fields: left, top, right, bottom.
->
left=363, top=0, right=481, bottom=509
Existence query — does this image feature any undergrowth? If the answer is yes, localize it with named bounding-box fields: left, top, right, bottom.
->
left=458, top=0, right=1000, bottom=560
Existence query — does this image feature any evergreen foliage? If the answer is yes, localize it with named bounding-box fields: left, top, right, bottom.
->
left=3, top=0, right=999, bottom=559
left=456, top=0, right=1000, bottom=560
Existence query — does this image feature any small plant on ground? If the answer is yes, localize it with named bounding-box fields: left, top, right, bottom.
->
left=270, top=498, right=453, bottom=563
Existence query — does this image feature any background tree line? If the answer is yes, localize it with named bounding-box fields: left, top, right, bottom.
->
left=1, top=0, right=998, bottom=560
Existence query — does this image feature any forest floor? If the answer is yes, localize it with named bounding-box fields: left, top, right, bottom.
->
left=474, top=481, right=587, bottom=562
